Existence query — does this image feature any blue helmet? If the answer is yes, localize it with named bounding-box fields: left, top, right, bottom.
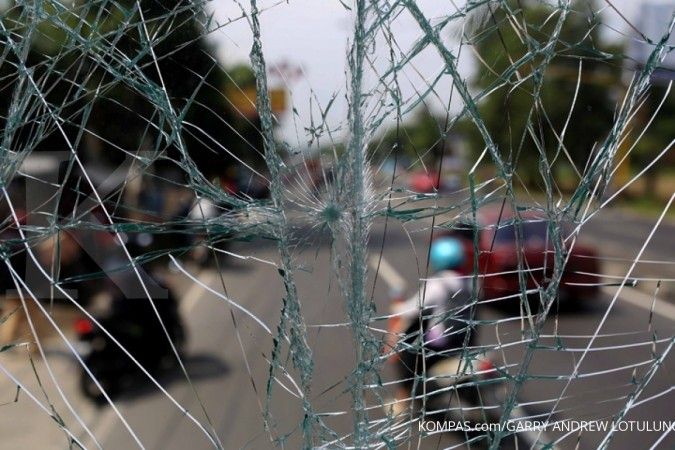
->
left=429, top=237, right=465, bottom=271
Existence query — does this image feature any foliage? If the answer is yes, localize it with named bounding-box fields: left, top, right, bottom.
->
left=0, top=0, right=262, bottom=180
left=370, top=107, right=449, bottom=168
left=460, top=0, right=623, bottom=188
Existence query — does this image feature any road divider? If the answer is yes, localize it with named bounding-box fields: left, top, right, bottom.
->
left=369, top=255, right=407, bottom=292
left=602, top=286, right=675, bottom=322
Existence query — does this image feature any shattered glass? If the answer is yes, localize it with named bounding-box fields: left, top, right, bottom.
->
left=0, top=0, right=673, bottom=448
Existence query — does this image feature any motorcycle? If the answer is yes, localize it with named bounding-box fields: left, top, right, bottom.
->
left=386, top=296, right=557, bottom=449
left=73, top=275, right=186, bottom=404
left=418, top=354, right=557, bottom=449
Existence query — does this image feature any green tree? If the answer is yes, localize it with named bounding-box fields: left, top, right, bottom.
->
left=460, top=0, right=623, bottom=188
left=0, top=0, right=263, bottom=181
left=631, top=83, right=675, bottom=199
left=371, top=107, right=449, bottom=166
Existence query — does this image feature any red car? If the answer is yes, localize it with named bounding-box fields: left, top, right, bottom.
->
left=441, top=207, right=600, bottom=305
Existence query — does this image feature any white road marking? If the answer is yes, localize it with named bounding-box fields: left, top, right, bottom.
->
left=602, top=286, right=675, bottom=322
left=180, top=269, right=218, bottom=314
left=368, top=255, right=407, bottom=291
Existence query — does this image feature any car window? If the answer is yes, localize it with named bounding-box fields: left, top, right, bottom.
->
left=494, top=221, right=549, bottom=244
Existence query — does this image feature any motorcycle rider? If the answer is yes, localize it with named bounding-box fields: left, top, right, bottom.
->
left=385, top=236, right=476, bottom=415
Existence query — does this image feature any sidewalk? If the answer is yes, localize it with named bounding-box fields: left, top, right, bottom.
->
left=0, top=305, right=98, bottom=450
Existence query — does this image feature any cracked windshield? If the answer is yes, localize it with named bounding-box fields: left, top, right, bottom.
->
left=0, top=0, right=674, bottom=449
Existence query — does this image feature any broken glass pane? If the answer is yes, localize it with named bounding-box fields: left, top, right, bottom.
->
left=0, top=0, right=673, bottom=449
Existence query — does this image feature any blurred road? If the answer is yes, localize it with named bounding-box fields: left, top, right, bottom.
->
left=0, top=208, right=672, bottom=449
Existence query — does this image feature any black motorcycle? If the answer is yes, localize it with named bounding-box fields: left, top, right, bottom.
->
left=408, top=354, right=558, bottom=449
left=73, top=274, right=186, bottom=404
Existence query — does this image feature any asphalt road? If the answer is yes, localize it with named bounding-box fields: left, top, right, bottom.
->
left=0, top=208, right=673, bottom=449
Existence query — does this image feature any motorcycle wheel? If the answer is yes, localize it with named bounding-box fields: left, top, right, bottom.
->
left=79, top=368, right=120, bottom=405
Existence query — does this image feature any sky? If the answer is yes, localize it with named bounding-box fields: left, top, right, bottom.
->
left=205, top=0, right=671, bottom=147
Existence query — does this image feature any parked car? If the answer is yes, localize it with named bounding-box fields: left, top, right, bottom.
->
left=437, top=206, right=600, bottom=306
